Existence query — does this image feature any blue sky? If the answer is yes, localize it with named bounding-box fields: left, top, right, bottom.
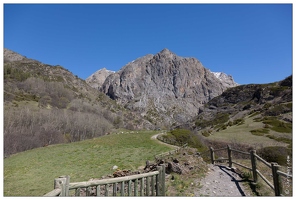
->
left=4, top=3, right=292, bottom=84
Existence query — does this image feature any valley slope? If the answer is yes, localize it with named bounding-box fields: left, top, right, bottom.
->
left=3, top=48, right=152, bottom=156
left=186, top=75, right=292, bottom=149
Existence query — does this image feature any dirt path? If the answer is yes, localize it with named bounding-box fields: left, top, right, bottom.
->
left=151, top=132, right=179, bottom=149
left=194, top=164, right=252, bottom=197
left=152, top=133, right=252, bottom=197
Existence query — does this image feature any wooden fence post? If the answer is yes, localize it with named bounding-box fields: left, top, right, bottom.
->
left=250, top=150, right=257, bottom=184
left=227, top=145, right=232, bottom=168
left=158, top=164, right=165, bottom=196
left=271, top=162, right=281, bottom=196
left=151, top=175, right=155, bottom=195
left=54, top=175, right=70, bottom=196
left=146, top=176, right=150, bottom=196
left=210, top=147, right=215, bottom=164
left=156, top=166, right=161, bottom=196
left=162, top=164, right=166, bottom=196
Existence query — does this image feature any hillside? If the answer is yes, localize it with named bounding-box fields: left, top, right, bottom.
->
left=3, top=48, right=153, bottom=156
left=184, top=75, right=292, bottom=150
left=93, top=49, right=238, bottom=128
left=3, top=130, right=175, bottom=196
left=4, top=48, right=292, bottom=157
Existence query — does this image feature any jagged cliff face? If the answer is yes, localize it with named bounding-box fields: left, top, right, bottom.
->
left=86, top=68, right=115, bottom=89
left=99, top=49, right=238, bottom=127
left=211, top=72, right=239, bottom=88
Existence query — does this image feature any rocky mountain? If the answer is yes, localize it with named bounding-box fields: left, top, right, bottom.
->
left=86, top=68, right=115, bottom=89
left=97, top=48, right=238, bottom=127
left=184, top=75, right=292, bottom=134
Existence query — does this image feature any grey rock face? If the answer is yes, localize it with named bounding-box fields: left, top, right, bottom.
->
left=100, top=49, right=238, bottom=126
left=86, top=68, right=115, bottom=89
left=211, top=72, right=239, bottom=88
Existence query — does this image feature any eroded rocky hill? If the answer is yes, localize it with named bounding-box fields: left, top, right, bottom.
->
left=185, top=75, right=292, bottom=137
left=86, top=68, right=115, bottom=89
left=94, top=49, right=238, bottom=127
left=3, top=48, right=153, bottom=156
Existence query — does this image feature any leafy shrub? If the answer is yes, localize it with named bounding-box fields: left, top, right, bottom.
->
left=4, top=65, right=31, bottom=81
left=233, top=118, right=245, bottom=125
left=243, top=104, right=251, bottom=110
left=274, top=137, right=292, bottom=145
left=195, top=113, right=229, bottom=129
left=265, top=103, right=292, bottom=116
left=201, top=130, right=210, bottom=137
left=250, top=128, right=270, bottom=136
left=262, top=117, right=292, bottom=133
left=166, top=129, right=206, bottom=151
left=257, top=146, right=291, bottom=165
left=265, top=135, right=292, bottom=147
left=269, top=86, right=287, bottom=96
left=170, top=129, right=192, bottom=145
left=249, top=110, right=260, bottom=117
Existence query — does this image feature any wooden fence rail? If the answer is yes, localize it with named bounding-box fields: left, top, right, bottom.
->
left=209, top=145, right=292, bottom=196
left=154, top=143, right=188, bottom=161
left=44, top=164, right=166, bottom=197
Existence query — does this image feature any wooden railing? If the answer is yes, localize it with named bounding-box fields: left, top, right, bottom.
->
left=44, top=164, right=166, bottom=197
left=209, top=145, right=292, bottom=196
left=154, top=143, right=188, bottom=161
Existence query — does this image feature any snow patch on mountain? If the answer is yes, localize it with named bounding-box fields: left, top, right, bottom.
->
left=210, top=71, right=239, bottom=87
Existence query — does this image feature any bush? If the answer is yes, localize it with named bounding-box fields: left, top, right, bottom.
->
left=233, top=118, right=245, bottom=125
left=257, top=146, right=291, bottom=165
left=250, top=128, right=269, bottom=136
left=262, top=117, right=292, bottom=133
left=168, top=129, right=206, bottom=151
left=201, top=130, right=210, bottom=137
left=195, top=113, right=229, bottom=129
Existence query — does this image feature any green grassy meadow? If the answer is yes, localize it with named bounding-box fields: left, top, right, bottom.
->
left=206, top=115, right=290, bottom=148
left=4, top=130, right=173, bottom=196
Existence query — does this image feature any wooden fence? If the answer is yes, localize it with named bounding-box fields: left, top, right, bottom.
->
left=154, top=143, right=188, bottom=161
left=44, top=164, right=166, bottom=197
left=208, top=145, right=292, bottom=196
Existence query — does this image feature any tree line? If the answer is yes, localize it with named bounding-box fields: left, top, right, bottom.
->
left=4, top=106, right=114, bottom=156
left=4, top=76, right=121, bottom=156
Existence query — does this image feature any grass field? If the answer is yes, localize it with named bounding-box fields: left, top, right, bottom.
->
left=206, top=115, right=289, bottom=148
left=4, top=130, right=174, bottom=196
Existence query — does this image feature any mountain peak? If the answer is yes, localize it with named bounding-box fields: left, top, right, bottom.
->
left=155, top=48, right=178, bottom=60
left=159, top=48, right=175, bottom=55
left=160, top=48, right=172, bottom=53
left=86, top=67, right=115, bottom=89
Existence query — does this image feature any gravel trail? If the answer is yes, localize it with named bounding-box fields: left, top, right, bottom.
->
left=151, top=132, right=178, bottom=149
left=152, top=133, right=251, bottom=197
left=194, top=164, right=251, bottom=197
